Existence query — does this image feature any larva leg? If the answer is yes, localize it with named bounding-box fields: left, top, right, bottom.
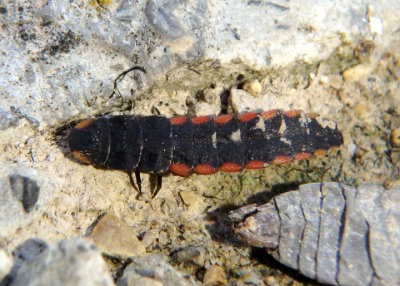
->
left=150, top=175, right=163, bottom=198
left=127, top=171, right=141, bottom=195
left=135, top=171, right=142, bottom=193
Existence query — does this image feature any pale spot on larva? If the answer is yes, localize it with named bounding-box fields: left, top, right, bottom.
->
left=278, top=118, right=287, bottom=134
left=211, top=132, right=217, bottom=147
left=230, top=129, right=241, bottom=142
left=254, top=116, right=265, bottom=132
left=280, top=137, right=292, bottom=145
left=299, top=112, right=311, bottom=128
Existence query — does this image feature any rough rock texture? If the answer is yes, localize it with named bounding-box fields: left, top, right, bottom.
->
left=0, top=0, right=400, bottom=285
left=9, top=238, right=114, bottom=286
left=87, top=213, right=146, bottom=258
left=117, top=254, right=200, bottom=286
left=230, top=183, right=400, bottom=286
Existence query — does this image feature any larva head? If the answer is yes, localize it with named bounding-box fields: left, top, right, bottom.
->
left=68, top=117, right=110, bottom=167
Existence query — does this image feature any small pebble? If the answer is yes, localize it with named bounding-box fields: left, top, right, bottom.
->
left=342, top=64, right=374, bottom=82
left=337, top=83, right=361, bottom=106
left=8, top=175, right=40, bottom=213
left=354, top=40, right=375, bottom=61
left=391, top=128, right=400, bottom=145
left=88, top=213, right=145, bottom=258
left=141, top=229, right=160, bottom=248
left=158, top=230, right=169, bottom=245
left=170, top=245, right=206, bottom=267
left=237, top=270, right=263, bottom=285
left=353, top=101, right=373, bottom=120
left=265, top=275, right=278, bottom=286
left=203, top=265, right=227, bottom=286
left=179, top=190, right=204, bottom=212
left=326, top=74, right=343, bottom=90
left=242, top=79, right=262, bottom=96
left=118, top=254, right=198, bottom=286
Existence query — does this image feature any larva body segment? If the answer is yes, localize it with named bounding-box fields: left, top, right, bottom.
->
left=229, top=183, right=400, bottom=286
left=68, top=110, right=342, bottom=175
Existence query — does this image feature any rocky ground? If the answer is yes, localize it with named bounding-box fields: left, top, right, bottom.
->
left=0, top=0, right=400, bottom=285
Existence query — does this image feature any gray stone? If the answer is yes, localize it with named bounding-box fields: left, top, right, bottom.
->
left=0, top=165, right=57, bottom=238
left=170, top=245, right=206, bottom=267
left=145, top=0, right=186, bottom=40
left=117, top=254, right=199, bottom=286
left=10, top=238, right=113, bottom=286
left=2, top=239, right=49, bottom=285
left=229, top=183, right=400, bottom=286
left=9, top=175, right=40, bottom=213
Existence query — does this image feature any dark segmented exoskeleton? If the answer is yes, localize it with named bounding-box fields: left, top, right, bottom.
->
left=69, top=111, right=342, bottom=197
left=229, top=182, right=400, bottom=286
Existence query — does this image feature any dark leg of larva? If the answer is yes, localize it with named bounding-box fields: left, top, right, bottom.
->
left=127, top=172, right=141, bottom=195
left=150, top=174, right=163, bottom=198
left=135, top=171, right=142, bottom=193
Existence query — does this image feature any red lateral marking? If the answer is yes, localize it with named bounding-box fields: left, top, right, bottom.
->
left=193, top=164, right=217, bottom=174
left=74, top=119, right=94, bottom=129
left=214, top=114, right=233, bottom=125
left=219, top=162, right=242, bottom=172
left=283, top=110, right=301, bottom=117
left=170, top=116, right=187, bottom=125
left=169, top=163, right=191, bottom=176
left=71, top=151, right=92, bottom=165
left=191, top=116, right=211, bottom=125
left=238, top=112, right=258, bottom=122
left=295, top=152, right=313, bottom=160
left=244, top=160, right=267, bottom=169
left=329, top=145, right=340, bottom=151
left=261, top=109, right=279, bottom=119
left=271, top=155, right=293, bottom=164
left=314, top=149, right=327, bottom=156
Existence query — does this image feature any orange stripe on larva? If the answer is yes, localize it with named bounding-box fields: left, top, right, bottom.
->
left=193, top=164, right=217, bottom=174
left=71, top=151, right=93, bottom=165
left=74, top=119, right=94, bottom=129
left=283, top=110, right=301, bottom=117
left=261, top=109, right=279, bottom=119
left=271, top=156, right=293, bottom=164
left=170, top=116, right=187, bottom=125
left=219, top=162, right=242, bottom=172
left=214, top=114, right=233, bottom=125
left=191, top=116, right=211, bottom=125
left=295, top=152, right=313, bottom=160
left=238, top=112, right=258, bottom=122
left=169, top=163, right=191, bottom=176
left=244, top=160, right=267, bottom=169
